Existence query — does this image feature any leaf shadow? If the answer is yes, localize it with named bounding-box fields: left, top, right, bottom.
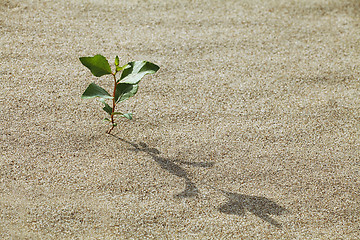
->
left=217, top=189, right=288, bottom=228
left=110, top=135, right=214, bottom=198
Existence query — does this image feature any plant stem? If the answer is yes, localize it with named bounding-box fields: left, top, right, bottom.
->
left=107, top=73, right=117, bottom=134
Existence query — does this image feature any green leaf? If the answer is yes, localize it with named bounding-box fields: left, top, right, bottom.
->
left=121, top=113, right=133, bottom=120
left=115, top=56, right=119, bottom=67
left=79, top=55, right=112, bottom=77
left=102, top=103, right=112, bottom=115
left=99, top=98, right=113, bottom=115
left=114, top=83, right=139, bottom=103
left=113, top=112, right=133, bottom=120
left=81, top=82, right=112, bottom=99
left=103, top=118, right=111, bottom=122
left=116, top=64, right=130, bottom=73
left=118, top=61, right=159, bottom=84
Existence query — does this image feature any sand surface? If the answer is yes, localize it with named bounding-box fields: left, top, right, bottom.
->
left=1, top=0, right=360, bottom=238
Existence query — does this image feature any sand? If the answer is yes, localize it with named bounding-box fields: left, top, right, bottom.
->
left=1, top=0, right=360, bottom=238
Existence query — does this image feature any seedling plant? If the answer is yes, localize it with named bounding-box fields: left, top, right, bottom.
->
left=80, top=54, right=159, bottom=134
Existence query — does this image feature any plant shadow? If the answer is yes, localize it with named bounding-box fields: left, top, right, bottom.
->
left=217, top=189, right=288, bottom=228
left=110, top=135, right=214, bottom=198
left=110, top=135, right=287, bottom=227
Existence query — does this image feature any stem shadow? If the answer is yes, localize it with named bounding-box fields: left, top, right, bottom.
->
left=110, top=135, right=214, bottom=198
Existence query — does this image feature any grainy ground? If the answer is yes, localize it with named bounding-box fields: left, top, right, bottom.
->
left=1, top=0, right=360, bottom=239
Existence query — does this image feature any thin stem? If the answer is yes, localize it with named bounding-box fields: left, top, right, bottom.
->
left=106, top=73, right=117, bottom=134
left=107, top=124, right=115, bottom=134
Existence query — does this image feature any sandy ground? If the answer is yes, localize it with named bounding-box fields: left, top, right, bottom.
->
left=1, top=0, right=360, bottom=238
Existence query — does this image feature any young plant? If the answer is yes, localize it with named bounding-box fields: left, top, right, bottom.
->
left=80, top=54, right=159, bottom=134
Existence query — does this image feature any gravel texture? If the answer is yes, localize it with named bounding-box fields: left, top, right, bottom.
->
left=1, top=0, right=360, bottom=239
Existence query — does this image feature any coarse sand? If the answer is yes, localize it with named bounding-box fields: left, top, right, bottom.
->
left=1, top=0, right=360, bottom=239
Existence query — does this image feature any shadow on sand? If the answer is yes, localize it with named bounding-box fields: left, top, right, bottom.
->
left=111, top=135, right=287, bottom=227
left=110, top=135, right=214, bottom=198
left=217, top=190, right=288, bottom=228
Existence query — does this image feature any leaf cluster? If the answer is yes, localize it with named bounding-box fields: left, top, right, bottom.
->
left=80, top=54, right=159, bottom=132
